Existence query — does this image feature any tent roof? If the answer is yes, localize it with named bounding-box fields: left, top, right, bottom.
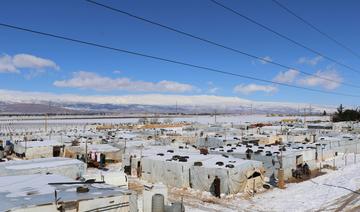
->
left=15, top=140, right=62, bottom=147
left=0, top=157, right=84, bottom=171
left=140, top=147, right=262, bottom=169
left=0, top=174, right=131, bottom=211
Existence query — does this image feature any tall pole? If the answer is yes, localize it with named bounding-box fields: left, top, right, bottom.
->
left=45, top=113, right=48, bottom=133
left=85, top=139, right=88, bottom=164
left=24, top=136, right=27, bottom=158
left=175, top=101, right=178, bottom=115
left=214, top=110, right=217, bottom=123
left=286, top=129, right=289, bottom=143
left=124, top=138, right=127, bottom=154
left=278, top=146, right=285, bottom=189
left=355, top=143, right=357, bottom=164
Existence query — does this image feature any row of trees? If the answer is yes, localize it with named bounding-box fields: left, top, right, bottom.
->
left=332, top=104, right=360, bottom=122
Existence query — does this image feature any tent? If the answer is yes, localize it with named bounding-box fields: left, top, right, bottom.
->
left=128, top=147, right=264, bottom=195
left=0, top=157, right=86, bottom=179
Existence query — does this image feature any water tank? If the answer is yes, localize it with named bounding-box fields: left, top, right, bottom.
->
left=143, top=183, right=168, bottom=212
left=152, top=193, right=165, bottom=212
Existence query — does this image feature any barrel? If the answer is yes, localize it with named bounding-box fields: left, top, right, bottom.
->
left=152, top=193, right=165, bottom=212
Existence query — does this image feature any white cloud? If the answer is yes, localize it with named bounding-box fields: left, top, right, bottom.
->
left=298, top=56, right=323, bottom=66
left=273, top=69, right=299, bottom=83
left=208, top=87, right=219, bottom=93
left=252, top=56, right=272, bottom=65
left=0, top=55, right=18, bottom=73
left=207, top=81, right=220, bottom=94
left=13, top=54, right=59, bottom=70
left=54, top=71, right=195, bottom=93
left=259, top=56, right=272, bottom=64
left=298, top=68, right=342, bottom=90
left=233, top=83, right=278, bottom=95
left=0, top=53, right=59, bottom=74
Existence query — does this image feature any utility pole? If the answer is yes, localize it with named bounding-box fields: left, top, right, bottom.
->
left=214, top=110, right=217, bottom=123
left=297, top=105, right=300, bottom=115
left=355, top=143, right=357, bottom=164
left=175, top=101, right=178, bottom=115
left=278, top=146, right=285, bottom=189
left=24, top=136, right=27, bottom=158
left=286, top=129, right=289, bottom=143
left=195, top=105, right=198, bottom=123
left=45, top=113, right=48, bottom=133
left=85, top=139, right=88, bottom=164
left=45, top=101, right=51, bottom=134
left=124, top=138, right=127, bottom=154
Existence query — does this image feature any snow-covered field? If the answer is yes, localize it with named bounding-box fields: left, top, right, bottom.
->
left=176, top=158, right=360, bottom=212
left=0, top=114, right=329, bottom=125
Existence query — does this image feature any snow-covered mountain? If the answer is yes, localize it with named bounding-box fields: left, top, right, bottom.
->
left=0, top=89, right=335, bottom=114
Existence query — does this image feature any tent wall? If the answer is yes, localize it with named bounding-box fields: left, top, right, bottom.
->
left=104, top=151, right=121, bottom=162
left=0, top=160, right=85, bottom=179
left=14, top=145, right=54, bottom=159
left=211, top=149, right=318, bottom=180
left=139, top=156, right=264, bottom=194
left=141, top=159, right=191, bottom=188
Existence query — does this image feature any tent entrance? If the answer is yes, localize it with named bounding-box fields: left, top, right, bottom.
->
left=137, top=161, right=142, bottom=177
left=247, top=171, right=261, bottom=179
left=244, top=172, right=264, bottom=194
left=53, top=146, right=61, bottom=157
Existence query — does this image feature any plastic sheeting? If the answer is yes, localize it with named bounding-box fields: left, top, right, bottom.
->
left=137, top=149, right=264, bottom=194
left=0, top=157, right=86, bottom=179
left=190, top=162, right=263, bottom=194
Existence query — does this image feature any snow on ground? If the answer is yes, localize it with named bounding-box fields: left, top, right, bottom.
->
left=250, top=163, right=360, bottom=211
left=171, top=161, right=360, bottom=212
left=0, top=115, right=329, bottom=126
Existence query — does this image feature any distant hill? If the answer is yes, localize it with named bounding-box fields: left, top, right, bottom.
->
left=0, top=89, right=335, bottom=115
left=0, top=101, right=333, bottom=115
left=0, top=102, right=88, bottom=115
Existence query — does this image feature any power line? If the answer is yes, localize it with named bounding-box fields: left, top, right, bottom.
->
left=0, top=22, right=359, bottom=98
left=209, top=0, right=360, bottom=75
left=271, top=0, right=360, bottom=60
left=84, top=0, right=360, bottom=89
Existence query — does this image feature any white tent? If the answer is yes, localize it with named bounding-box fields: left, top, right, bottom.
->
left=130, top=147, right=264, bottom=195
left=13, top=140, right=63, bottom=159
left=0, top=157, right=86, bottom=179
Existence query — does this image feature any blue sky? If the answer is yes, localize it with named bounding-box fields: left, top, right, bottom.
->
left=1, top=0, right=360, bottom=106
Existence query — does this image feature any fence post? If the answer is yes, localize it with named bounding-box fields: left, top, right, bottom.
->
left=253, top=178, right=255, bottom=197
left=355, top=144, right=357, bottom=164
left=345, top=154, right=347, bottom=166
